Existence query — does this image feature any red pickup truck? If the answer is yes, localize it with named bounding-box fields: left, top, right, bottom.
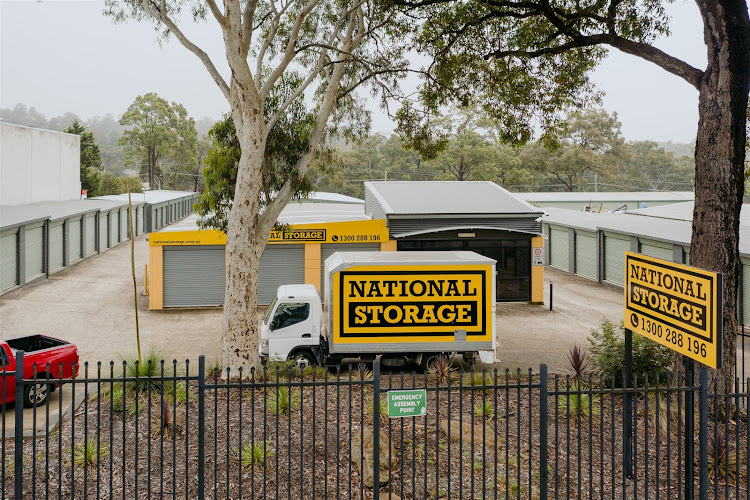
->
left=1, top=335, right=79, bottom=407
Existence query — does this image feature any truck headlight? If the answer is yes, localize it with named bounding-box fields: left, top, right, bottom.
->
left=261, top=339, right=268, bottom=355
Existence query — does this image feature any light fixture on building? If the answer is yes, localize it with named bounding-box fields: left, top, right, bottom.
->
left=458, top=232, right=475, bottom=238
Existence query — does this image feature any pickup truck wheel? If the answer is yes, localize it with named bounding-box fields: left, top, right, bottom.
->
left=23, top=380, right=50, bottom=408
left=291, top=352, right=316, bottom=372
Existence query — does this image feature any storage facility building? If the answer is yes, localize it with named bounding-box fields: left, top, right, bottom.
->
left=514, top=191, right=695, bottom=212
left=95, top=190, right=200, bottom=233
left=148, top=182, right=547, bottom=309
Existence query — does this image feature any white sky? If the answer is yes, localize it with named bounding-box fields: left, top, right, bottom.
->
left=0, top=0, right=706, bottom=142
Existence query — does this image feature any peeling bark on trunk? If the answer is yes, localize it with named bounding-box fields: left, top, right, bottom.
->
left=688, top=0, right=750, bottom=384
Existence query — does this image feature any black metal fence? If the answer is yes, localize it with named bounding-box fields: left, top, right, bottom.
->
left=2, top=352, right=748, bottom=499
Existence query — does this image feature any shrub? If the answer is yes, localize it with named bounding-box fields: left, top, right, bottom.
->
left=588, top=319, right=673, bottom=385
left=120, top=348, right=167, bottom=395
left=428, top=355, right=456, bottom=385
left=474, top=399, right=494, bottom=420
left=152, top=399, right=180, bottom=438
left=707, top=429, right=745, bottom=485
left=267, top=386, right=300, bottom=415
left=240, top=441, right=273, bottom=468
left=73, top=439, right=107, bottom=469
left=557, top=381, right=600, bottom=423
left=567, top=345, right=589, bottom=381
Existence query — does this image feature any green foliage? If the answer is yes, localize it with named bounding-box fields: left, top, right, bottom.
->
left=473, top=399, right=494, bottom=420
left=120, top=348, right=167, bottom=395
left=65, top=119, right=104, bottom=195
left=240, top=441, right=273, bottom=468
left=73, top=439, right=107, bottom=469
left=267, top=386, right=301, bottom=416
left=707, top=429, right=746, bottom=485
left=97, top=172, right=143, bottom=196
left=588, top=319, right=674, bottom=385
left=119, top=92, right=198, bottom=190
left=557, top=381, right=601, bottom=423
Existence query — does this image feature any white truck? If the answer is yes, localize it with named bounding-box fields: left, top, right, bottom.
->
left=260, top=251, right=496, bottom=369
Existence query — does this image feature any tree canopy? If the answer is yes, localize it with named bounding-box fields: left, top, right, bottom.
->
left=64, top=119, right=103, bottom=196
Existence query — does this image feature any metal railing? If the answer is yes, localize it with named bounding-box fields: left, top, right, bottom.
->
left=1, top=353, right=748, bottom=499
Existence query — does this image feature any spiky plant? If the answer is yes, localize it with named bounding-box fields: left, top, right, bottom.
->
left=557, top=381, right=600, bottom=423
left=366, top=395, right=389, bottom=422
left=707, top=428, right=745, bottom=485
left=428, top=355, right=456, bottom=385
left=356, top=362, right=374, bottom=382
left=267, top=386, right=301, bottom=416
left=240, top=441, right=273, bottom=467
left=120, top=348, right=166, bottom=395
left=567, top=345, right=589, bottom=382
left=73, top=439, right=107, bottom=469
left=463, top=371, right=490, bottom=389
left=152, top=399, right=179, bottom=438
left=474, top=399, right=495, bottom=420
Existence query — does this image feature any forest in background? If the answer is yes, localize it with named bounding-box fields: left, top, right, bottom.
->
left=1, top=102, right=696, bottom=198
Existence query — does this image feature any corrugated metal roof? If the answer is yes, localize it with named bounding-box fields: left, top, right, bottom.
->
left=302, top=192, right=364, bottom=204
left=0, top=199, right=136, bottom=229
left=157, top=203, right=368, bottom=233
left=627, top=201, right=750, bottom=227
left=365, top=181, right=543, bottom=215
left=93, top=190, right=196, bottom=204
left=515, top=191, right=695, bottom=203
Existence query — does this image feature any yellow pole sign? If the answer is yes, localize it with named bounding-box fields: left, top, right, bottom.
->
left=624, top=252, right=722, bottom=368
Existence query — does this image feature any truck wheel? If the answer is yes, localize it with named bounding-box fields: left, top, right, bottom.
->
left=419, top=354, right=440, bottom=373
left=23, top=379, right=50, bottom=408
left=291, top=352, right=316, bottom=372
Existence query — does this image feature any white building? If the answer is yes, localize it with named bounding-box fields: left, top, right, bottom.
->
left=0, top=122, right=81, bottom=205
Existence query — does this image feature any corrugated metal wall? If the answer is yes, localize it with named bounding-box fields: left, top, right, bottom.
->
left=549, top=227, right=569, bottom=271
left=639, top=239, right=672, bottom=262
left=48, top=221, right=64, bottom=273
left=0, top=229, right=18, bottom=291
left=25, top=224, right=45, bottom=280
left=110, top=211, right=119, bottom=245
left=258, top=245, right=305, bottom=305
left=603, top=233, right=629, bottom=285
left=121, top=209, right=128, bottom=241
left=69, top=218, right=82, bottom=262
left=163, top=246, right=226, bottom=307
left=137, top=206, right=144, bottom=235
left=574, top=231, right=597, bottom=280
left=99, top=213, right=108, bottom=251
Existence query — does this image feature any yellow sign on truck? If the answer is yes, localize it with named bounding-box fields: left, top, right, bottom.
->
left=624, top=252, right=722, bottom=368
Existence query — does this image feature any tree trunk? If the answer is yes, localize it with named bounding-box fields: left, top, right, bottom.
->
left=689, top=0, right=750, bottom=384
left=221, top=108, right=267, bottom=376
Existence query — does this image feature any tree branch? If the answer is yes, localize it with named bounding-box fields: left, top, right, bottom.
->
left=241, top=0, right=259, bottom=55
left=205, top=0, right=226, bottom=26
left=139, top=0, right=230, bottom=99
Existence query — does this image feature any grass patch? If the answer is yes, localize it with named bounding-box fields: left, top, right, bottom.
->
left=239, top=441, right=273, bottom=468
left=267, top=386, right=301, bottom=415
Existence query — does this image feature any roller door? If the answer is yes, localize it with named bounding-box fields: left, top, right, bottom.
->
left=137, top=206, right=144, bottom=235
left=110, top=211, right=119, bottom=245
left=549, top=227, right=569, bottom=271
left=121, top=209, right=129, bottom=241
left=683, top=247, right=690, bottom=265
left=69, top=218, right=82, bottom=262
left=639, top=239, right=672, bottom=262
left=321, top=243, right=381, bottom=300
left=258, top=245, right=305, bottom=305
left=86, top=214, right=97, bottom=255
left=25, top=224, right=45, bottom=281
left=574, top=231, right=597, bottom=280
left=164, top=245, right=226, bottom=307
left=604, top=233, right=629, bottom=285
left=743, top=261, right=750, bottom=327
left=0, top=230, right=18, bottom=292
left=48, top=221, right=64, bottom=273
left=99, top=212, right=108, bottom=251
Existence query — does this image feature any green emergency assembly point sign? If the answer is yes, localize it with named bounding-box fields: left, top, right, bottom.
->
left=387, top=389, right=427, bottom=418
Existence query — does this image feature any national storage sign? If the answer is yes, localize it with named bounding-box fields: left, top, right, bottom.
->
left=624, top=252, right=722, bottom=368
left=332, top=266, right=493, bottom=344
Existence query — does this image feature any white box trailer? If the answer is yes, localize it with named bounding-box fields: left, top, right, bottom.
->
left=261, top=251, right=496, bottom=369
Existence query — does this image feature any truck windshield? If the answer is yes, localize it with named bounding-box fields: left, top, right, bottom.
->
left=263, top=296, right=278, bottom=325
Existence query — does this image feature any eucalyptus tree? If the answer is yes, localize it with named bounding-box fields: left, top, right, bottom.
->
left=104, top=0, right=405, bottom=372
left=393, top=0, right=750, bottom=380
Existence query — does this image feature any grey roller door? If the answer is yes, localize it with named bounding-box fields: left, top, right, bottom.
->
left=549, top=227, right=569, bottom=271
left=258, top=245, right=305, bottom=305
left=99, top=212, right=108, bottom=251
left=604, top=233, right=629, bottom=285
left=48, top=221, right=64, bottom=273
left=743, top=261, right=750, bottom=327
left=683, top=247, right=690, bottom=265
left=321, top=243, right=381, bottom=300
left=574, top=231, right=597, bottom=280
left=69, top=218, right=82, bottom=262
left=121, top=209, right=129, bottom=241
left=0, top=230, right=18, bottom=291
left=137, top=206, right=144, bottom=235
left=164, top=245, right=226, bottom=307
left=86, top=214, right=97, bottom=255
left=110, top=211, right=119, bottom=245
left=640, top=240, right=672, bottom=262
left=25, top=224, right=45, bottom=280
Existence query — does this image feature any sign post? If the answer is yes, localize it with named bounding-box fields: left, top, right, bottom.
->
left=623, top=251, right=722, bottom=500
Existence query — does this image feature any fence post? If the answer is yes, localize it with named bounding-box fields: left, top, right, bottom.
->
left=697, top=367, right=708, bottom=500
left=197, top=355, right=205, bottom=500
left=539, top=364, right=548, bottom=500
left=684, top=358, right=695, bottom=500
left=372, top=358, right=381, bottom=500
left=623, top=329, right=633, bottom=478
left=14, top=350, right=24, bottom=500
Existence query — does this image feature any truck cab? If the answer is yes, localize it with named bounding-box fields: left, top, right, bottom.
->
left=260, top=284, right=323, bottom=368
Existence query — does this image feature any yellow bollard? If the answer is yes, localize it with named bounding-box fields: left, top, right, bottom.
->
left=143, top=264, right=149, bottom=296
